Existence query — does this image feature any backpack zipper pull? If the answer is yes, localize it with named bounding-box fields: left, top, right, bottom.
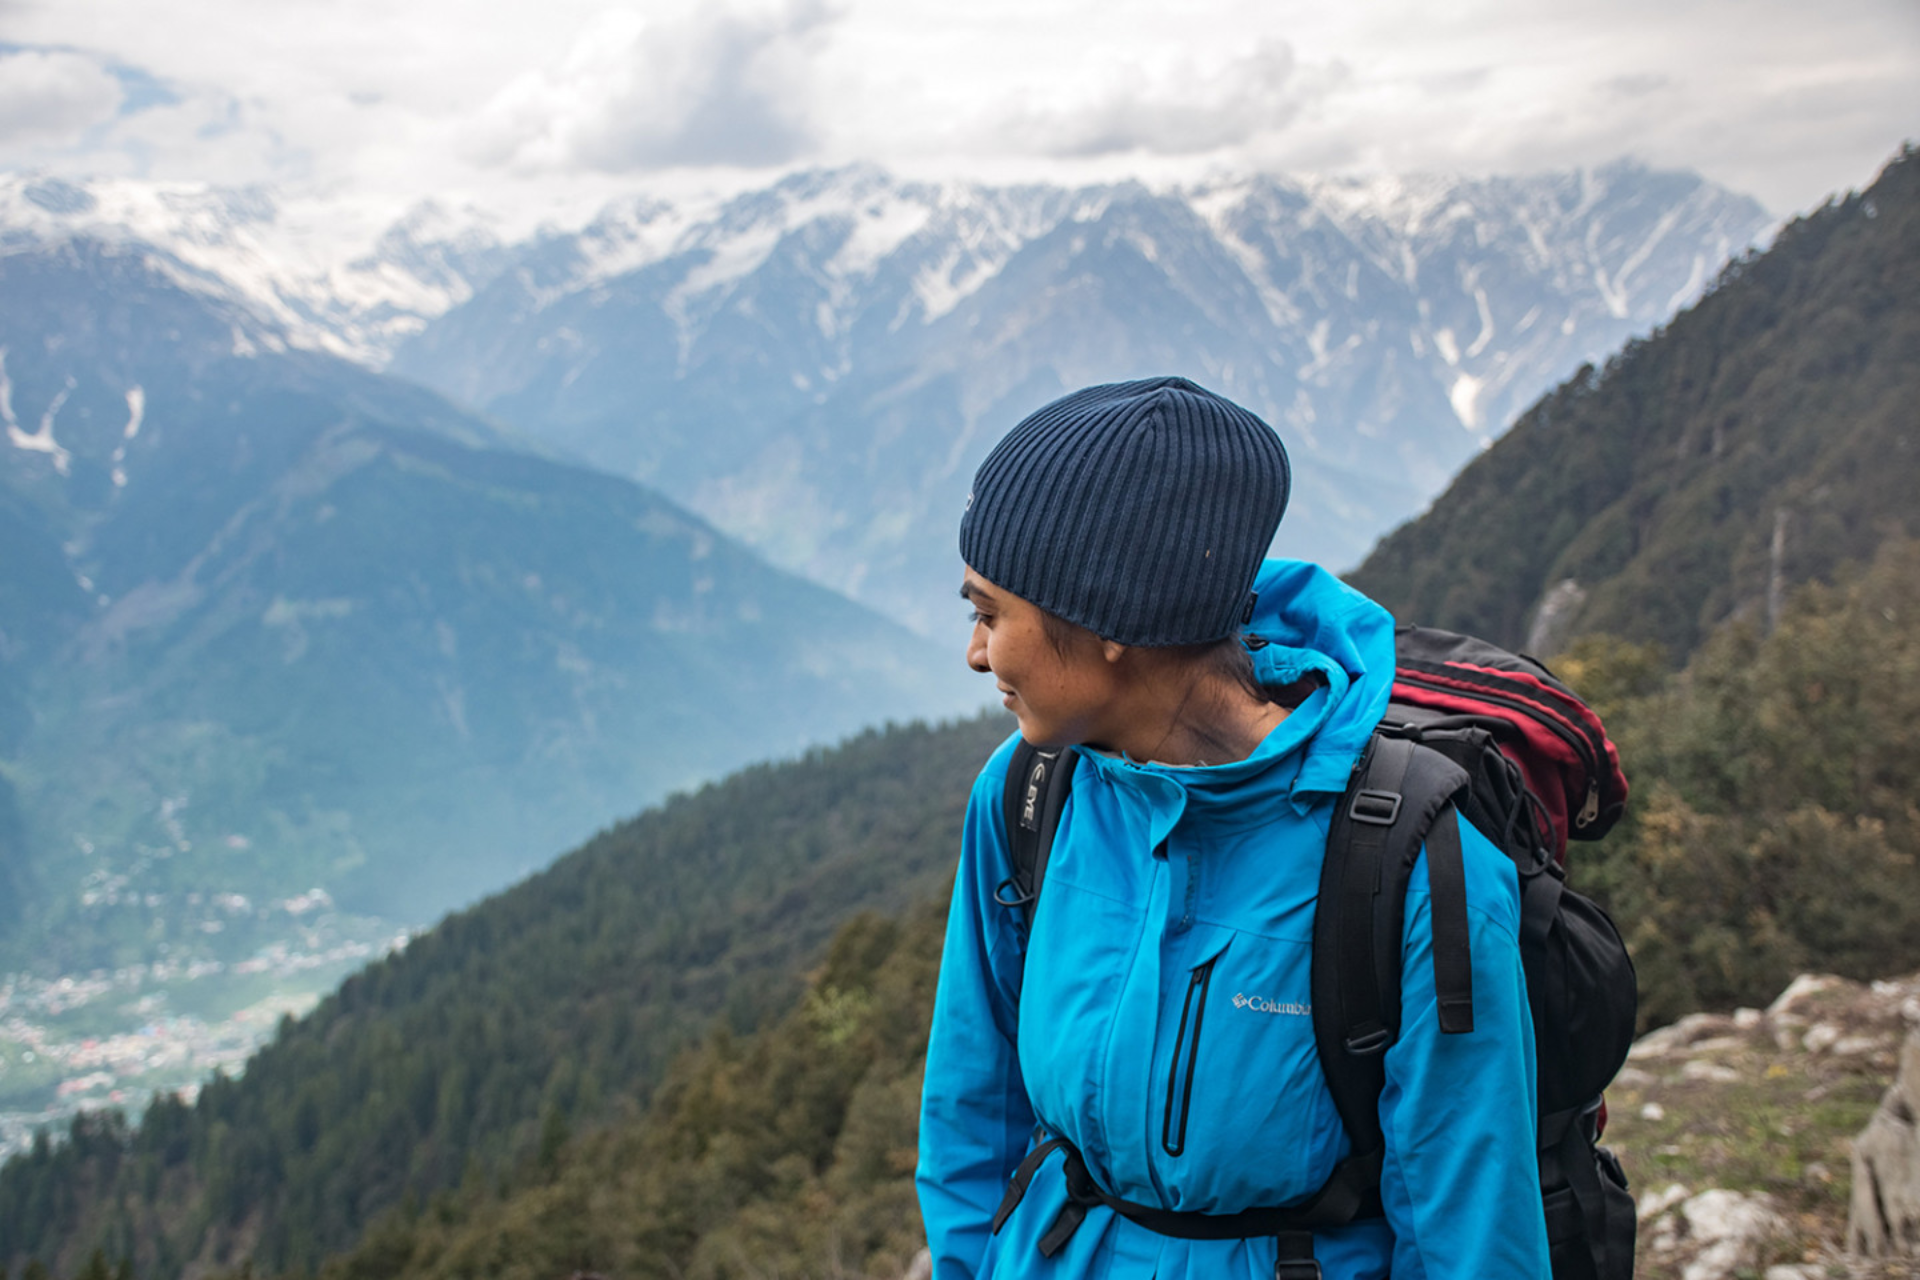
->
left=1575, top=779, right=1600, bottom=829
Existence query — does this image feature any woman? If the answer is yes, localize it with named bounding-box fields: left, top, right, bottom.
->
left=917, top=377, right=1548, bottom=1279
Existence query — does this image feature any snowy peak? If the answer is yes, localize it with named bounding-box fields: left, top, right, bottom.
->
left=0, top=175, right=512, bottom=363
left=374, top=161, right=1768, bottom=633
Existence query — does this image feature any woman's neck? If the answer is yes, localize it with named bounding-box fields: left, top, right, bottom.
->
left=1104, top=660, right=1289, bottom=768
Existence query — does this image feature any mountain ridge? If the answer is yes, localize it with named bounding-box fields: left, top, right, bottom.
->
left=387, top=161, right=1769, bottom=629
left=3, top=163, right=1771, bottom=631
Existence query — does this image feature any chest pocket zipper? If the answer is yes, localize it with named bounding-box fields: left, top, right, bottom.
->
left=1162, top=955, right=1219, bottom=1157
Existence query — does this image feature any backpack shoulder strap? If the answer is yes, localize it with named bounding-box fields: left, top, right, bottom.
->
left=998, top=742, right=1078, bottom=933
left=1311, top=733, right=1475, bottom=1171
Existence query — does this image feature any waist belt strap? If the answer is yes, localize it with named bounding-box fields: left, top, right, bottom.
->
left=994, top=1135, right=1361, bottom=1266
left=991, top=1136, right=1070, bottom=1235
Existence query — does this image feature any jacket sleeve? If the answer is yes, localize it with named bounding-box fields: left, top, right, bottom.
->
left=916, top=744, right=1039, bottom=1280
left=1376, top=819, right=1551, bottom=1279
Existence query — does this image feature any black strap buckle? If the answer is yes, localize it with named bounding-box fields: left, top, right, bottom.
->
left=1274, top=1230, right=1321, bottom=1279
left=1347, top=789, right=1402, bottom=825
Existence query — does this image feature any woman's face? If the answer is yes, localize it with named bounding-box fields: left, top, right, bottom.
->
left=962, top=568, right=1124, bottom=748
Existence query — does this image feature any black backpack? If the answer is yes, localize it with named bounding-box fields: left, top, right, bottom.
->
left=995, top=625, right=1639, bottom=1280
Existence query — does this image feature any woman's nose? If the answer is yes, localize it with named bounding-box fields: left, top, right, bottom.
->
left=967, top=623, right=991, bottom=673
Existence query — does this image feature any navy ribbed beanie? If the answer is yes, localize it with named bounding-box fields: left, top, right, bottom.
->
left=959, top=376, right=1290, bottom=646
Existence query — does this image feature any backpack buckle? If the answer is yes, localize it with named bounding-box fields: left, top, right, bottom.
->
left=1348, top=789, right=1402, bottom=826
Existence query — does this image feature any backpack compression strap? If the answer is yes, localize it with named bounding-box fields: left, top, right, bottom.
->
left=996, top=741, right=1078, bottom=933
left=1311, top=734, right=1476, bottom=1185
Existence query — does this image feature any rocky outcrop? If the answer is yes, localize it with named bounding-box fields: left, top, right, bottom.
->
left=1848, top=1028, right=1920, bottom=1258
left=1608, top=971, right=1920, bottom=1280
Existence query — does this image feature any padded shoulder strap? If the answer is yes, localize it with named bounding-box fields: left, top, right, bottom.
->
left=1312, top=734, right=1474, bottom=1171
left=998, top=743, right=1078, bottom=933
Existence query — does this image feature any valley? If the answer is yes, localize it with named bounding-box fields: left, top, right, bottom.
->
left=0, top=910, right=406, bottom=1159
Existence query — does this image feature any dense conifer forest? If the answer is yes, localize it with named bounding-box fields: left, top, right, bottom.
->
left=4, top=148, right=1918, bottom=1280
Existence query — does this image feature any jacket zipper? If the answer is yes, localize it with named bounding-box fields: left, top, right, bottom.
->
left=1396, top=665, right=1606, bottom=830
left=1162, top=955, right=1218, bottom=1157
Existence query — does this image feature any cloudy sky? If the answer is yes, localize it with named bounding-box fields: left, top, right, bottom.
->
left=2, top=0, right=1915, bottom=236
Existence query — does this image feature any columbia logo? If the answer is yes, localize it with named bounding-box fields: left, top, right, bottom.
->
left=1232, top=993, right=1311, bottom=1016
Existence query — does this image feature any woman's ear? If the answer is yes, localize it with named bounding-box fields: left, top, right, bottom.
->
left=1101, top=638, right=1128, bottom=664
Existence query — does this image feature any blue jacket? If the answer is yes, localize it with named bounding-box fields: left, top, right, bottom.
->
left=916, top=560, right=1549, bottom=1279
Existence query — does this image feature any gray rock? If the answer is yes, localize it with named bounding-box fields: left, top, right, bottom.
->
left=1848, top=1027, right=1920, bottom=1257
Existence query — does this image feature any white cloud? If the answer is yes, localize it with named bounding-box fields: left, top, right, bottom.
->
left=0, top=0, right=1912, bottom=225
left=980, top=41, right=1347, bottom=159
left=470, top=0, right=837, bottom=174
left=0, top=48, right=124, bottom=147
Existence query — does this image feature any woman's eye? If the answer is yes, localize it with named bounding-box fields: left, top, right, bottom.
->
left=967, top=609, right=986, bottom=624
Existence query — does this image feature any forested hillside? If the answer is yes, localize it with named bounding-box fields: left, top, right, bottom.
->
left=10, top=539, right=1915, bottom=1280
left=0, top=715, right=1010, bottom=1278
left=1348, top=146, right=1918, bottom=661
left=223, top=539, right=1920, bottom=1280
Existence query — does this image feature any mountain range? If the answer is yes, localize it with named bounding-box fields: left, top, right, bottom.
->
left=0, top=232, right=980, bottom=973
left=5, top=164, right=1772, bottom=632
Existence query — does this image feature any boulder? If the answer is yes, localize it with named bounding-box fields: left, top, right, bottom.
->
left=1848, top=1027, right=1920, bottom=1257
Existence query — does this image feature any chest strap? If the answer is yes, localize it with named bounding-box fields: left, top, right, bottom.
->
left=991, top=1135, right=1377, bottom=1276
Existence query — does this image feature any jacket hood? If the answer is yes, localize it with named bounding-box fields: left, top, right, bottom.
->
left=1240, top=558, right=1396, bottom=795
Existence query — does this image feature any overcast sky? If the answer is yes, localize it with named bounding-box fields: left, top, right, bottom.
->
left=2, top=0, right=1916, bottom=238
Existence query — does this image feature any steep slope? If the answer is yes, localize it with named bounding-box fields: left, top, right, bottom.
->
left=0, top=235, right=981, bottom=971
left=0, top=714, right=1011, bottom=1279
left=1348, top=147, right=1919, bottom=661
left=385, top=163, right=1767, bottom=631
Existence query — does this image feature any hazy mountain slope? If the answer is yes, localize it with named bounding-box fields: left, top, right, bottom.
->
left=385, top=164, right=1768, bottom=630
left=1347, top=147, right=1918, bottom=660
left=0, top=714, right=1011, bottom=1279
left=0, top=235, right=981, bottom=970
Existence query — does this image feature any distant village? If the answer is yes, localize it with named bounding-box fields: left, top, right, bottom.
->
left=0, top=927, right=411, bottom=1159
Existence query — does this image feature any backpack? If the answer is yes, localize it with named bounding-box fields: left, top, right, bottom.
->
left=994, top=624, right=1639, bottom=1280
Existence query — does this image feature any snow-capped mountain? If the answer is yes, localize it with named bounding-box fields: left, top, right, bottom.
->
left=2, top=163, right=1771, bottom=633
left=0, top=175, right=513, bottom=363
left=390, top=163, right=1771, bottom=631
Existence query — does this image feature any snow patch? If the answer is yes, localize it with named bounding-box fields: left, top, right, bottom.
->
left=0, top=351, right=73, bottom=475
left=826, top=195, right=933, bottom=279
left=1449, top=373, right=1484, bottom=430
left=1465, top=287, right=1496, bottom=358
